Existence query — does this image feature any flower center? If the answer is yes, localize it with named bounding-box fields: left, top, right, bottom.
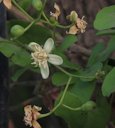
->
left=32, top=49, right=48, bottom=66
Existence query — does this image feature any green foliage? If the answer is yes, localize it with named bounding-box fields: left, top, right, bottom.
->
left=96, top=29, right=115, bottom=36
left=55, top=92, right=111, bottom=128
left=0, top=41, right=31, bottom=67
left=8, top=20, right=52, bottom=44
left=2, top=2, right=115, bottom=128
left=69, top=80, right=95, bottom=103
left=60, top=35, right=78, bottom=51
left=102, top=67, right=115, bottom=96
left=94, top=5, right=115, bottom=30
left=52, top=72, right=77, bottom=86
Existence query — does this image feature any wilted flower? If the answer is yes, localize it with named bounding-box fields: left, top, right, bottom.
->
left=66, top=25, right=79, bottom=35
left=29, top=38, right=63, bottom=79
left=24, top=105, right=42, bottom=128
left=50, top=3, right=61, bottom=20
left=67, top=11, right=87, bottom=34
left=0, top=0, right=12, bottom=9
left=76, top=16, right=87, bottom=33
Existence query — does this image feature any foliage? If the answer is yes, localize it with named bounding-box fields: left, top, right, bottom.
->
left=0, top=1, right=115, bottom=128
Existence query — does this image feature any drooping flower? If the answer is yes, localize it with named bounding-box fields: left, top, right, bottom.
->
left=29, top=38, right=63, bottom=79
left=50, top=3, right=61, bottom=20
left=0, top=0, right=12, bottom=9
left=24, top=105, right=42, bottom=128
left=67, top=11, right=87, bottom=34
left=76, top=16, right=87, bottom=33
left=66, top=25, right=79, bottom=35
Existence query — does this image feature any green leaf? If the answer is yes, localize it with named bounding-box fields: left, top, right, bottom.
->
left=0, top=41, right=20, bottom=57
left=94, top=5, right=115, bottom=30
left=70, top=80, right=95, bottom=103
left=87, top=43, right=105, bottom=66
left=99, top=36, right=115, bottom=62
left=55, top=91, right=110, bottom=128
left=55, top=91, right=87, bottom=128
left=96, top=29, right=115, bottom=36
left=102, top=67, right=115, bottom=96
left=11, top=48, right=31, bottom=67
left=52, top=72, right=77, bottom=86
left=60, top=35, right=77, bottom=51
left=88, top=36, right=115, bottom=66
left=0, top=41, right=31, bottom=67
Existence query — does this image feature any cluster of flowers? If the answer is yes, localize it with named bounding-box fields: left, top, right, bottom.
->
left=50, top=3, right=87, bottom=35
left=0, top=1, right=87, bottom=128
left=24, top=3, right=87, bottom=128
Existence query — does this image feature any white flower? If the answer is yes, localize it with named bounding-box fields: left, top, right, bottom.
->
left=29, top=38, right=63, bottom=79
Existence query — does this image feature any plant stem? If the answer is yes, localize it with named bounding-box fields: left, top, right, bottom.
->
left=42, top=12, right=50, bottom=23
left=12, top=0, right=34, bottom=21
left=62, top=104, right=81, bottom=111
left=55, top=66, right=95, bottom=79
left=39, top=76, right=72, bottom=118
left=56, top=23, right=74, bottom=29
left=11, top=0, right=47, bottom=40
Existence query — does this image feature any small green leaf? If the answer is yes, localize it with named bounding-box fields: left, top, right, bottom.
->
left=60, top=35, right=77, bottom=51
left=70, top=80, right=95, bottom=103
left=0, top=41, right=20, bottom=57
left=94, top=5, right=115, bottom=30
left=11, top=49, right=31, bottom=67
left=87, top=43, right=105, bottom=66
left=96, top=29, right=115, bottom=36
left=0, top=41, right=31, bottom=67
left=102, top=67, right=115, bottom=96
left=52, top=72, right=77, bottom=86
left=99, top=36, right=115, bottom=62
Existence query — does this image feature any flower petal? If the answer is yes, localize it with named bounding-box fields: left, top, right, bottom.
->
left=32, top=120, right=41, bottom=128
left=48, top=54, right=63, bottom=65
left=39, top=62, right=49, bottom=79
left=28, top=42, right=42, bottom=52
left=3, top=0, right=12, bottom=9
left=43, top=38, right=54, bottom=53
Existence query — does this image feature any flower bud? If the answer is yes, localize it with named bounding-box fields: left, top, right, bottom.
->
left=67, top=11, right=78, bottom=23
left=81, top=101, right=96, bottom=111
left=49, top=17, right=57, bottom=25
left=32, top=0, right=43, bottom=11
left=10, top=25, right=25, bottom=37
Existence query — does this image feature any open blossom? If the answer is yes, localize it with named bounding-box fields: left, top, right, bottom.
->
left=29, top=38, right=63, bottom=79
left=24, top=105, right=42, bottom=128
left=0, top=0, right=12, bottom=9
left=50, top=3, right=61, bottom=20
left=67, top=11, right=87, bottom=34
